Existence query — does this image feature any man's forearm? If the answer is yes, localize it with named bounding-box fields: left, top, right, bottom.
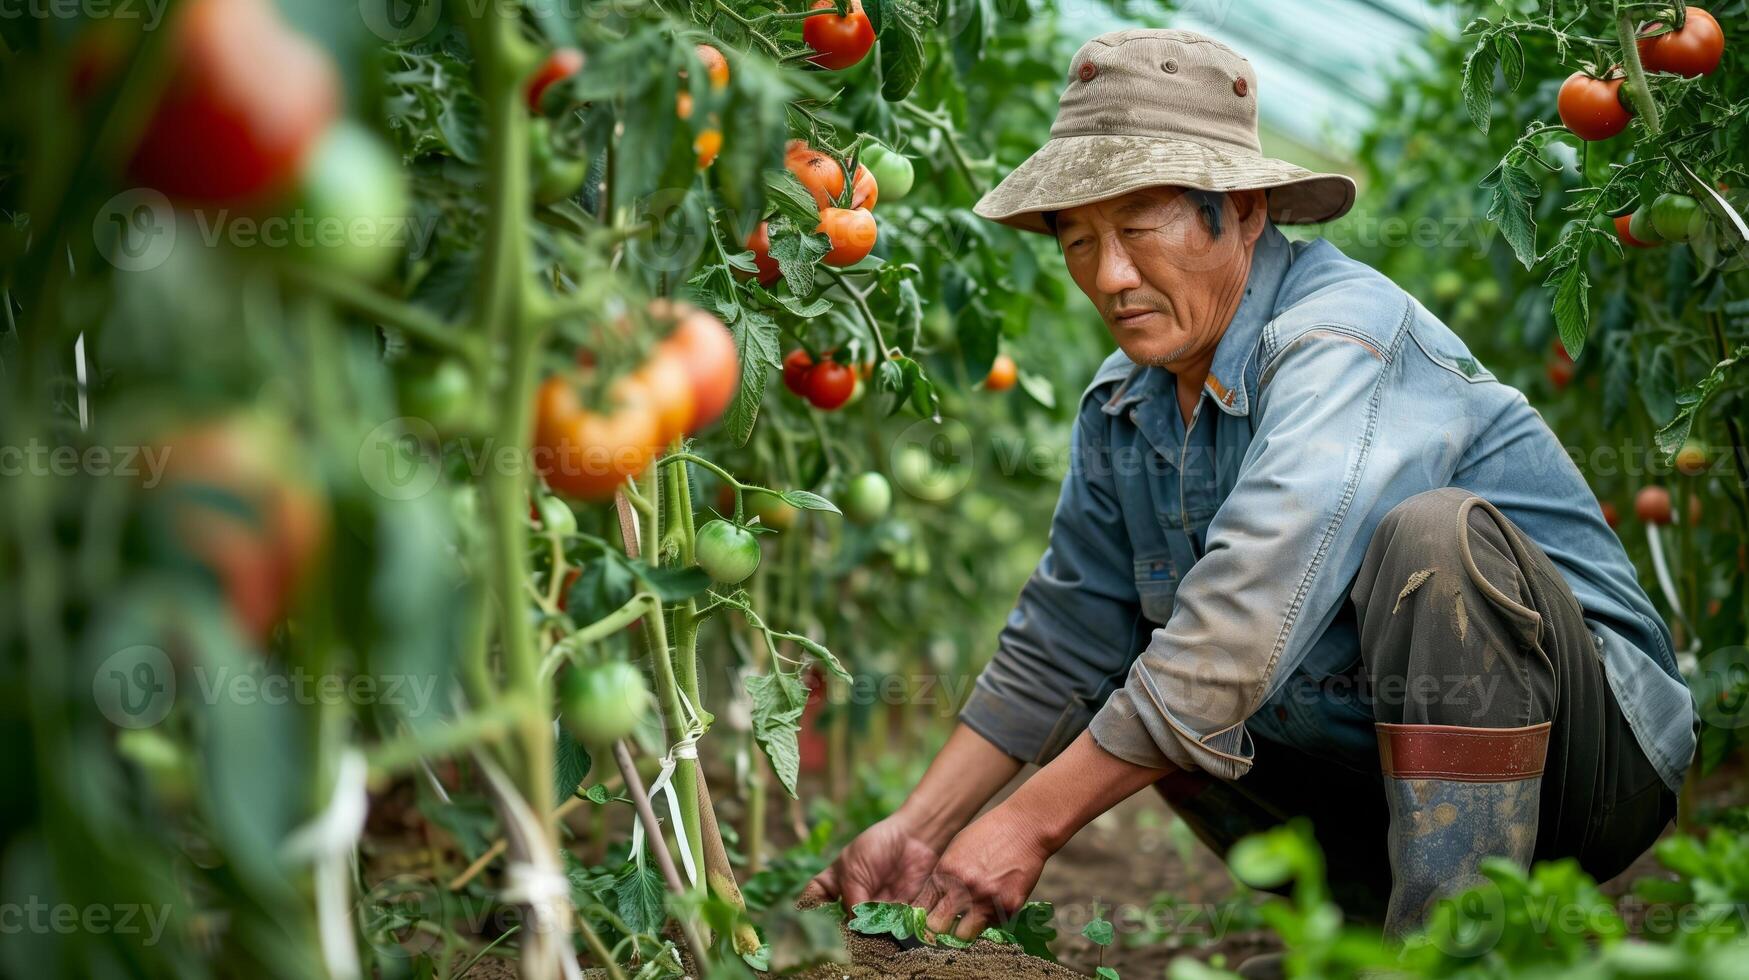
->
left=895, top=723, right=1025, bottom=850
left=996, top=729, right=1172, bottom=853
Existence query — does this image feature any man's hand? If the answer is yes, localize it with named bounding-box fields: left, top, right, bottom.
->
left=910, top=803, right=1051, bottom=942
left=801, top=812, right=943, bottom=908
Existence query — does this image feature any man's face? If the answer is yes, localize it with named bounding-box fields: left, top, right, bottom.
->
left=1053, top=187, right=1266, bottom=370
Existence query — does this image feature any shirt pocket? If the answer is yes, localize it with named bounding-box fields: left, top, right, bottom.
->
left=1410, top=320, right=1497, bottom=384
left=1133, top=553, right=1180, bottom=625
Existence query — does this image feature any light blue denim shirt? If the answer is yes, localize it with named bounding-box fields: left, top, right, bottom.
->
left=961, top=222, right=1695, bottom=792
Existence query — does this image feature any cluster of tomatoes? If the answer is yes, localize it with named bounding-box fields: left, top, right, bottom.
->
left=118, top=0, right=406, bottom=279
left=781, top=348, right=861, bottom=409
left=1557, top=7, right=1725, bottom=141
left=534, top=301, right=740, bottom=500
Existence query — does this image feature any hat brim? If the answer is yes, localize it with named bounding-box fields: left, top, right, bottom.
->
left=972, top=133, right=1357, bottom=235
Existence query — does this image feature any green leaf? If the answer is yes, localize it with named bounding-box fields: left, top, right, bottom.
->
left=793, top=634, right=851, bottom=683
left=1081, top=912, right=1114, bottom=947
left=723, top=306, right=783, bottom=446
left=781, top=489, right=841, bottom=514
left=638, top=563, right=712, bottom=602
left=1495, top=33, right=1524, bottom=91
left=1639, top=344, right=1677, bottom=423
left=863, top=0, right=884, bottom=36
left=879, top=21, right=925, bottom=103
left=615, top=856, right=667, bottom=936
left=766, top=215, right=831, bottom=299
left=1480, top=160, right=1540, bottom=268
left=581, top=784, right=612, bottom=804
left=747, top=671, right=809, bottom=797
left=1005, top=902, right=1058, bottom=960
left=846, top=901, right=930, bottom=942
left=554, top=727, right=592, bottom=801
left=1653, top=346, right=1747, bottom=457
left=1096, top=968, right=1122, bottom=980
left=1546, top=250, right=1590, bottom=359
left=1229, top=836, right=1296, bottom=889
left=1461, top=38, right=1498, bottom=133
left=765, top=170, right=822, bottom=229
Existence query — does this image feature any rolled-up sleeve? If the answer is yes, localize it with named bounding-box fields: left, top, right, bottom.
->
left=1090, top=327, right=1414, bottom=778
left=959, top=399, right=1147, bottom=764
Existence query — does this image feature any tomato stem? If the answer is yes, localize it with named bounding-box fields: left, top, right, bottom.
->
left=1616, top=5, right=1662, bottom=135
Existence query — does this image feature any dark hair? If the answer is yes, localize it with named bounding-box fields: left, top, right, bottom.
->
left=1042, top=188, right=1229, bottom=239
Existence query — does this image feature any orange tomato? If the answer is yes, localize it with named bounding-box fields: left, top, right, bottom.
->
left=786, top=141, right=846, bottom=209
left=695, top=44, right=730, bottom=90
left=534, top=377, right=660, bottom=500
left=527, top=47, right=584, bottom=113
left=655, top=301, right=740, bottom=432
left=817, top=207, right=877, bottom=266
left=616, top=351, right=696, bottom=448
left=985, top=352, right=1018, bottom=391
left=694, top=127, right=722, bottom=169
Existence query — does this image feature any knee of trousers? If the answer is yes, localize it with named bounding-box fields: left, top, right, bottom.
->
left=1354, top=488, right=1551, bottom=727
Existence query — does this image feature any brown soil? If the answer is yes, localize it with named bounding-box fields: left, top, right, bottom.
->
left=791, top=927, right=1086, bottom=980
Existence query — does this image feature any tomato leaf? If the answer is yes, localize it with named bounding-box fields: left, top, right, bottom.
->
left=766, top=215, right=831, bottom=298
left=1081, top=911, right=1114, bottom=947
left=1494, top=33, right=1524, bottom=92
left=614, top=856, right=668, bottom=936
left=1639, top=344, right=1677, bottom=424
left=1545, top=244, right=1590, bottom=359
left=879, top=20, right=925, bottom=103
left=780, top=489, right=840, bottom=514
left=864, top=0, right=884, bottom=36
left=723, top=306, right=783, bottom=446
left=747, top=670, right=809, bottom=797
left=792, top=634, right=851, bottom=683
left=638, top=564, right=712, bottom=602
left=554, top=726, right=593, bottom=801
left=1461, top=37, right=1498, bottom=134
left=1654, top=346, right=1748, bottom=458
left=1480, top=159, right=1539, bottom=268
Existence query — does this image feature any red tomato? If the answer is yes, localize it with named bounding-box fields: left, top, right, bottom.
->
left=1637, top=9, right=1725, bottom=77
left=782, top=348, right=816, bottom=397
left=985, top=353, right=1018, bottom=391
left=533, top=377, right=660, bottom=500
left=654, top=300, right=739, bottom=432
left=803, top=0, right=876, bottom=71
left=1635, top=485, right=1672, bottom=525
left=805, top=360, right=857, bottom=410
left=1546, top=358, right=1574, bottom=391
left=527, top=47, right=584, bottom=113
left=743, top=222, right=782, bottom=286
left=817, top=207, right=877, bottom=266
left=1557, top=71, right=1632, bottom=141
left=128, top=0, right=339, bottom=207
left=1600, top=500, right=1620, bottom=530
left=1615, top=212, right=1657, bottom=248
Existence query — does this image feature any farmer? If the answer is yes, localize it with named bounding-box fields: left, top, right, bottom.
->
left=804, top=27, right=1696, bottom=958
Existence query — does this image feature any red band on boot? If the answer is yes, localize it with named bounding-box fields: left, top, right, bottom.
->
left=1375, top=722, right=1552, bottom=781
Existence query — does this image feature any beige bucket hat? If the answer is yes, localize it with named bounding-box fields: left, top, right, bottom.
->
left=974, top=28, right=1356, bottom=235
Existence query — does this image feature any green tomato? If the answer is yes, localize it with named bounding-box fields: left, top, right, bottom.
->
left=529, top=118, right=588, bottom=204
left=843, top=472, right=892, bottom=525
left=561, top=662, right=651, bottom=744
left=1628, top=206, right=1667, bottom=245
left=861, top=144, right=914, bottom=202
left=396, top=357, right=477, bottom=433
left=1650, top=193, right=1704, bottom=243
left=536, top=495, right=577, bottom=537
left=695, top=519, right=761, bottom=583
left=294, top=120, right=410, bottom=281
left=892, top=444, right=965, bottom=503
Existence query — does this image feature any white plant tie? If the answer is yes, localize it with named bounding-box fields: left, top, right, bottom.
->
left=630, top=688, right=706, bottom=887
left=502, top=861, right=576, bottom=950
left=1646, top=523, right=1702, bottom=666
left=282, top=749, right=368, bottom=980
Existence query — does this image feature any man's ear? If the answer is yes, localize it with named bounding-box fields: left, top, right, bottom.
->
left=1235, top=189, right=1270, bottom=244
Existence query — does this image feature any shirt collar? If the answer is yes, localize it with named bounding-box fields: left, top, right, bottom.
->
left=1202, top=221, right=1294, bottom=418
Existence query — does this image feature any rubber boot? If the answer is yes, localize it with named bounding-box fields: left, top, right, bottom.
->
left=1376, top=721, right=1551, bottom=939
